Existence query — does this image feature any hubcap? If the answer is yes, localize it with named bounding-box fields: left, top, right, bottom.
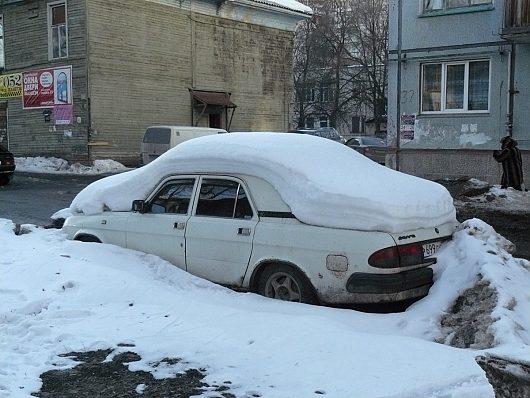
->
left=265, top=272, right=301, bottom=302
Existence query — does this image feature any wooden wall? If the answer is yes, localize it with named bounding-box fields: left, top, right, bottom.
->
left=2, top=0, right=296, bottom=164
left=2, top=0, right=89, bottom=160
left=87, top=0, right=294, bottom=164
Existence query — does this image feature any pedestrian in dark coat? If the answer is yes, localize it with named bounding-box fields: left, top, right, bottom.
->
left=493, top=136, right=524, bottom=191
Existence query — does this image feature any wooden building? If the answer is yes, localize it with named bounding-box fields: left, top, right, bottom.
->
left=0, top=0, right=310, bottom=165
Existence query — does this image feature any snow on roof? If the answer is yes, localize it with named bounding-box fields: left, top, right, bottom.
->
left=70, top=133, right=456, bottom=233
left=250, top=0, right=313, bottom=15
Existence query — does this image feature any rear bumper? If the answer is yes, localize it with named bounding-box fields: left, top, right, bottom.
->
left=0, top=165, right=15, bottom=174
left=343, top=267, right=434, bottom=303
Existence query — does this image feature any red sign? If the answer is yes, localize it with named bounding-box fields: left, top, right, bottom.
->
left=22, top=66, right=72, bottom=109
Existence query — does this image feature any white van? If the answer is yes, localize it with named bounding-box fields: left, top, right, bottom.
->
left=141, top=126, right=227, bottom=164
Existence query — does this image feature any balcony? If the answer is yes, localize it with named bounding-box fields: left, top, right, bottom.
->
left=502, top=0, right=530, bottom=42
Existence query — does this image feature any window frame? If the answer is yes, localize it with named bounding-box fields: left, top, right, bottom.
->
left=147, top=178, right=197, bottom=215
left=194, top=176, right=254, bottom=220
left=0, top=14, right=5, bottom=70
left=47, top=1, right=68, bottom=60
left=422, top=0, right=492, bottom=13
left=420, top=59, right=491, bottom=114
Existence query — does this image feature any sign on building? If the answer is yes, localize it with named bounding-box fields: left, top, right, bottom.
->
left=22, top=66, right=72, bottom=109
left=0, top=73, right=22, bottom=99
left=400, top=114, right=416, bottom=140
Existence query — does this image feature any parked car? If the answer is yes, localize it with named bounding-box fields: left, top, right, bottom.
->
left=141, top=126, right=227, bottom=165
left=62, top=133, right=457, bottom=306
left=0, top=144, right=16, bottom=185
left=287, top=127, right=346, bottom=144
left=346, top=136, right=388, bottom=164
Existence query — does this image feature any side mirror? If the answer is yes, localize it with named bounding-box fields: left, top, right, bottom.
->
left=132, top=200, right=147, bottom=213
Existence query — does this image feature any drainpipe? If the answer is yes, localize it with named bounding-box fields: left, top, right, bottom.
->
left=506, top=43, right=516, bottom=136
left=395, top=0, right=403, bottom=170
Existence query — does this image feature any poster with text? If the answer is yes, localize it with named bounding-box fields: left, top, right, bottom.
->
left=400, top=114, right=416, bottom=141
left=0, top=73, right=22, bottom=99
left=22, top=66, right=72, bottom=109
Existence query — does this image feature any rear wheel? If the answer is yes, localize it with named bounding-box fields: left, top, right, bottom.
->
left=257, top=264, right=318, bottom=304
left=76, top=235, right=101, bottom=243
left=0, top=174, right=10, bottom=186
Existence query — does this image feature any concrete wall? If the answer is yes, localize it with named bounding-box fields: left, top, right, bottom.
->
left=388, top=1, right=529, bottom=183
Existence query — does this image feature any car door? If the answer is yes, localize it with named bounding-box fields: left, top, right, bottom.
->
left=185, top=177, right=258, bottom=286
left=126, top=177, right=197, bottom=269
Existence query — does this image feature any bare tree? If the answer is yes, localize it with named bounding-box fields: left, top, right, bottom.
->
left=345, top=0, right=388, bottom=135
left=292, top=0, right=388, bottom=135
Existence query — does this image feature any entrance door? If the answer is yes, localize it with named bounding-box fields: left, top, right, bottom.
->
left=209, top=113, right=221, bottom=128
left=0, top=102, right=7, bottom=145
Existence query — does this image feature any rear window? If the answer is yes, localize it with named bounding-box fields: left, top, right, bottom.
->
left=143, top=128, right=171, bottom=144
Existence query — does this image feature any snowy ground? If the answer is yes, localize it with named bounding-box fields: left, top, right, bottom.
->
left=1, top=218, right=529, bottom=397
left=452, top=178, right=530, bottom=213
left=4, top=155, right=529, bottom=397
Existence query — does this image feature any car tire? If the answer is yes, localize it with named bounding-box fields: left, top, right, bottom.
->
left=257, top=264, right=318, bottom=304
left=0, top=175, right=9, bottom=186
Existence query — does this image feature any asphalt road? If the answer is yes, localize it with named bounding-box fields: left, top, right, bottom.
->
left=0, top=172, right=103, bottom=226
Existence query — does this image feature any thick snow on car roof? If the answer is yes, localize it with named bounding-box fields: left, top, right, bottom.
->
left=70, top=133, right=456, bottom=233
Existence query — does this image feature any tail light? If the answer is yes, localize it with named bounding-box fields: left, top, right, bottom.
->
left=368, top=243, right=424, bottom=268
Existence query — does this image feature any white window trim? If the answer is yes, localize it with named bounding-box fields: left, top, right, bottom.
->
left=47, top=1, right=68, bottom=60
left=422, top=0, right=492, bottom=13
left=420, top=59, right=491, bottom=114
left=0, top=14, right=5, bottom=70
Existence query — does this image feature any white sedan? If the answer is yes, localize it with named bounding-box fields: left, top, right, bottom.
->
left=62, top=133, right=457, bottom=305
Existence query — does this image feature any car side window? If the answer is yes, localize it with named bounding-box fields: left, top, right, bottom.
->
left=196, top=179, right=253, bottom=219
left=149, top=178, right=195, bottom=214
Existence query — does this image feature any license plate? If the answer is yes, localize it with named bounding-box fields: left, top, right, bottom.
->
left=423, top=241, right=442, bottom=257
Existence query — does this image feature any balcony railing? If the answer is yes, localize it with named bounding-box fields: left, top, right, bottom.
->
left=503, top=0, right=530, bottom=41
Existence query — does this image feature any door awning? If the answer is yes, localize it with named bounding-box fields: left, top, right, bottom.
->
left=189, top=89, right=237, bottom=108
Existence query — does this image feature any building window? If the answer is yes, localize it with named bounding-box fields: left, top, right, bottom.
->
left=48, top=2, right=68, bottom=59
left=423, top=0, right=491, bottom=11
left=305, top=87, right=315, bottom=102
left=319, top=116, right=329, bottom=128
left=0, top=15, right=4, bottom=69
left=421, top=60, right=490, bottom=113
left=319, top=86, right=333, bottom=102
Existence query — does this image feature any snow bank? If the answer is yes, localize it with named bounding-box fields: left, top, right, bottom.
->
left=69, top=133, right=456, bottom=233
left=15, top=157, right=128, bottom=175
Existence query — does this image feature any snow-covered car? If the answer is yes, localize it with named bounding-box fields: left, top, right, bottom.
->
left=62, top=133, right=457, bottom=305
left=0, top=144, right=16, bottom=185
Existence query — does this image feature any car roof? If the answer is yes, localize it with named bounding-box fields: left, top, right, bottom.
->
left=71, top=132, right=456, bottom=233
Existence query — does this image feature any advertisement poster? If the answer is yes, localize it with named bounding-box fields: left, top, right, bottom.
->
left=0, top=73, right=22, bottom=99
left=22, top=66, right=72, bottom=109
left=54, top=104, right=74, bottom=125
left=400, top=114, right=416, bottom=140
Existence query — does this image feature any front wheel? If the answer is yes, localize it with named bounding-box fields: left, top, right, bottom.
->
left=257, top=264, right=318, bottom=304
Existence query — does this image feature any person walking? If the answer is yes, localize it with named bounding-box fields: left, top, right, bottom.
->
left=493, top=136, right=524, bottom=191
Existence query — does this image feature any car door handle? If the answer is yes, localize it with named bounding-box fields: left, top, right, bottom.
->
left=174, top=222, right=186, bottom=230
left=237, top=227, right=251, bottom=236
